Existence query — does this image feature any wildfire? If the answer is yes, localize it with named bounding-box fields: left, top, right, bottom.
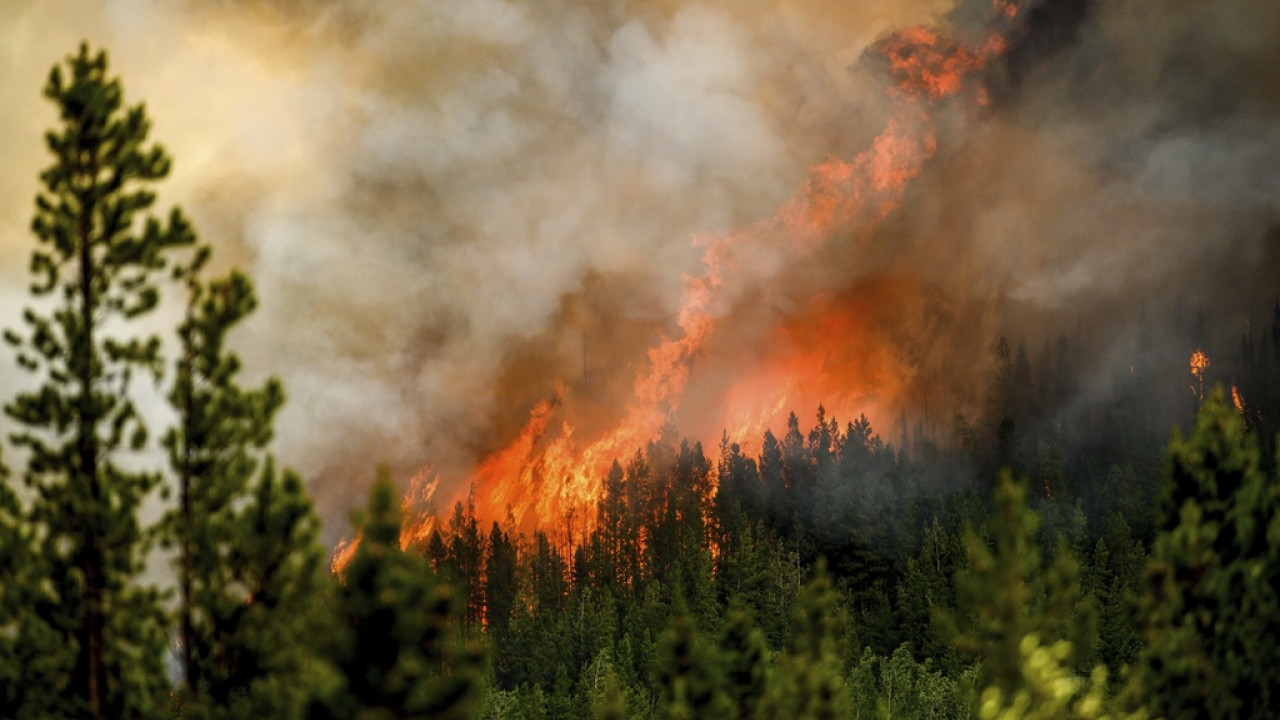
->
left=1231, top=385, right=1246, bottom=415
left=329, top=467, right=443, bottom=574
left=333, top=0, right=1024, bottom=571
left=1190, top=349, right=1209, bottom=403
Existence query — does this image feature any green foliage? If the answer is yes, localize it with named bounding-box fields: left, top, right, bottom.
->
left=1133, top=388, right=1280, bottom=720
left=593, top=672, right=628, bottom=720
left=6, top=48, right=1280, bottom=719
left=974, top=635, right=1116, bottom=720
left=716, top=601, right=769, bottom=720
left=653, top=604, right=733, bottom=720
left=185, top=463, right=329, bottom=719
left=0, top=450, right=71, bottom=719
left=847, top=644, right=973, bottom=720
left=944, top=471, right=1097, bottom=703
left=761, top=560, right=851, bottom=720
left=315, top=469, right=485, bottom=720
left=162, top=208, right=319, bottom=718
left=3, top=42, right=194, bottom=720
left=895, top=518, right=962, bottom=667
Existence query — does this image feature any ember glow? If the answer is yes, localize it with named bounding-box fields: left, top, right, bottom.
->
left=327, top=0, right=1025, bottom=568
left=1190, top=349, right=1210, bottom=403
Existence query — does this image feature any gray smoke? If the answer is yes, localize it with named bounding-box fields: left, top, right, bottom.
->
left=2, top=0, right=1278, bottom=539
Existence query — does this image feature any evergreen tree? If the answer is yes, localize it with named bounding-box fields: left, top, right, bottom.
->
left=716, top=601, right=769, bottom=720
left=445, top=500, right=486, bottom=629
left=895, top=518, right=960, bottom=665
left=163, top=231, right=300, bottom=711
left=759, top=430, right=788, bottom=532
left=593, top=672, right=628, bottom=720
left=1133, top=388, right=1280, bottom=720
left=653, top=604, right=731, bottom=720
left=761, top=560, right=851, bottom=720
left=315, top=468, right=484, bottom=720
left=194, top=462, right=329, bottom=719
left=780, top=413, right=812, bottom=532
left=944, top=473, right=1108, bottom=720
left=714, top=436, right=762, bottom=542
left=0, top=449, right=68, bottom=718
left=486, top=523, right=518, bottom=638
left=948, top=475, right=1071, bottom=680
left=3, top=43, right=193, bottom=720
left=599, top=460, right=629, bottom=586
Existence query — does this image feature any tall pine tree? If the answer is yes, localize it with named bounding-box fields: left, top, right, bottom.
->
left=0, top=448, right=65, bottom=717
left=163, top=246, right=327, bottom=716
left=3, top=43, right=193, bottom=720
left=1133, top=388, right=1280, bottom=720
left=162, top=230, right=320, bottom=715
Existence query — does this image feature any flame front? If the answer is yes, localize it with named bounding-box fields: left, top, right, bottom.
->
left=334, top=1, right=1023, bottom=569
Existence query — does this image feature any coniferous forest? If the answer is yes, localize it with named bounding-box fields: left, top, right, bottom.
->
left=3, top=42, right=1280, bottom=720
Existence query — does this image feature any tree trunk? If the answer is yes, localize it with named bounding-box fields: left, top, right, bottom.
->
left=76, top=137, right=105, bottom=720
left=180, top=342, right=197, bottom=701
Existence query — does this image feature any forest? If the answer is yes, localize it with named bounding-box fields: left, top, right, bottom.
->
left=2, top=41, right=1280, bottom=720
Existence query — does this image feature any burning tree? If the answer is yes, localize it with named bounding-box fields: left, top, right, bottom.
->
left=1190, top=349, right=1210, bottom=403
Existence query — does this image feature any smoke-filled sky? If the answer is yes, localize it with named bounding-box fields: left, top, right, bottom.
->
left=3, top=0, right=1279, bottom=534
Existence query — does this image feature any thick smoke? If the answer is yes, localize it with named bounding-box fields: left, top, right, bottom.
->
left=883, top=0, right=1280, bottom=424
left=2, top=0, right=1278, bottom=537
left=0, top=0, right=949, bottom=530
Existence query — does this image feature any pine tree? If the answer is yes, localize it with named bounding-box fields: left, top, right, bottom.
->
left=653, top=604, right=732, bottom=720
left=946, top=474, right=1092, bottom=691
left=895, top=518, right=959, bottom=665
left=716, top=601, right=769, bottom=720
left=204, top=462, right=329, bottom=719
left=599, top=460, right=629, bottom=585
left=943, top=473, right=1109, bottom=720
left=445, top=500, right=485, bottom=629
left=3, top=43, right=194, bottom=720
left=714, top=435, right=762, bottom=537
left=162, top=232, right=292, bottom=709
left=486, top=523, right=518, bottom=638
left=761, top=559, right=851, bottom=720
left=1133, top=388, right=1280, bottom=720
left=315, top=468, right=485, bottom=720
left=0, top=449, right=67, bottom=718
left=593, top=672, right=628, bottom=720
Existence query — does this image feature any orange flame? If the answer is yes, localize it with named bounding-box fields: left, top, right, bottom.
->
left=1190, top=349, right=1210, bottom=402
left=333, top=0, right=1023, bottom=571
left=1189, top=350, right=1210, bottom=375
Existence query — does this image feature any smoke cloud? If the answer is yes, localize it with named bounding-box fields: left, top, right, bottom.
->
left=2, top=0, right=1278, bottom=537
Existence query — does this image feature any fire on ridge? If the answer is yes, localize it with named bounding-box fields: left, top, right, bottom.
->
left=333, top=0, right=1025, bottom=573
